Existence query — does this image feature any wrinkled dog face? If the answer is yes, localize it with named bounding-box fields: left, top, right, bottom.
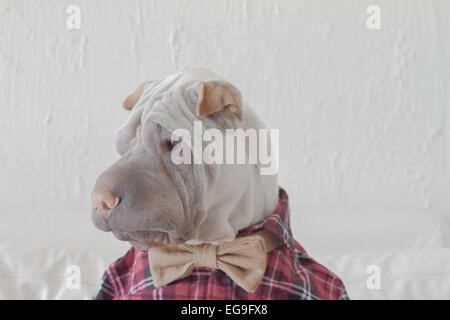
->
left=91, top=69, right=248, bottom=249
left=92, top=121, right=189, bottom=248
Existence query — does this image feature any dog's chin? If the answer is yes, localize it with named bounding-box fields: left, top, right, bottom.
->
left=112, top=230, right=184, bottom=250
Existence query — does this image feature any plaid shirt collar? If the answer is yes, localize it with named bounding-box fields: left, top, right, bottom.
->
left=238, top=188, right=294, bottom=251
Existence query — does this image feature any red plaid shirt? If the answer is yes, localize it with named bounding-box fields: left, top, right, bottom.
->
left=95, top=189, right=348, bottom=300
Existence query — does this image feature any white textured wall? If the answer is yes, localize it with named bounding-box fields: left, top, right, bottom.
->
left=1, top=0, right=449, bottom=254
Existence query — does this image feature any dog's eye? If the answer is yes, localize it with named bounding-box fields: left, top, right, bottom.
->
left=165, top=139, right=179, bottom=152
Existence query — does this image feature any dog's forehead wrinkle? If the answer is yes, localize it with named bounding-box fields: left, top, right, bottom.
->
left=146, top=118, right=177, bottom=137
left=138, top=70, right=228, bottom=134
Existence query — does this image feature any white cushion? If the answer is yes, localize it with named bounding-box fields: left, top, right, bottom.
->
left=316, top=248, right=450, bottom=300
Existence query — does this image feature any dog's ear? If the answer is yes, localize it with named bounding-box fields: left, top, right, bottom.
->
left=196, top=81, right=243, bottom=121
left=123, top=83, right=146, bottom=111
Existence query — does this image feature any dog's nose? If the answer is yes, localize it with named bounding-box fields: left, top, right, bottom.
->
left=91, top=187, right=120, bottom=217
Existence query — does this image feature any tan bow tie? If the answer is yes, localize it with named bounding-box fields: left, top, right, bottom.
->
left=148, top=230, right=282, bottom=293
